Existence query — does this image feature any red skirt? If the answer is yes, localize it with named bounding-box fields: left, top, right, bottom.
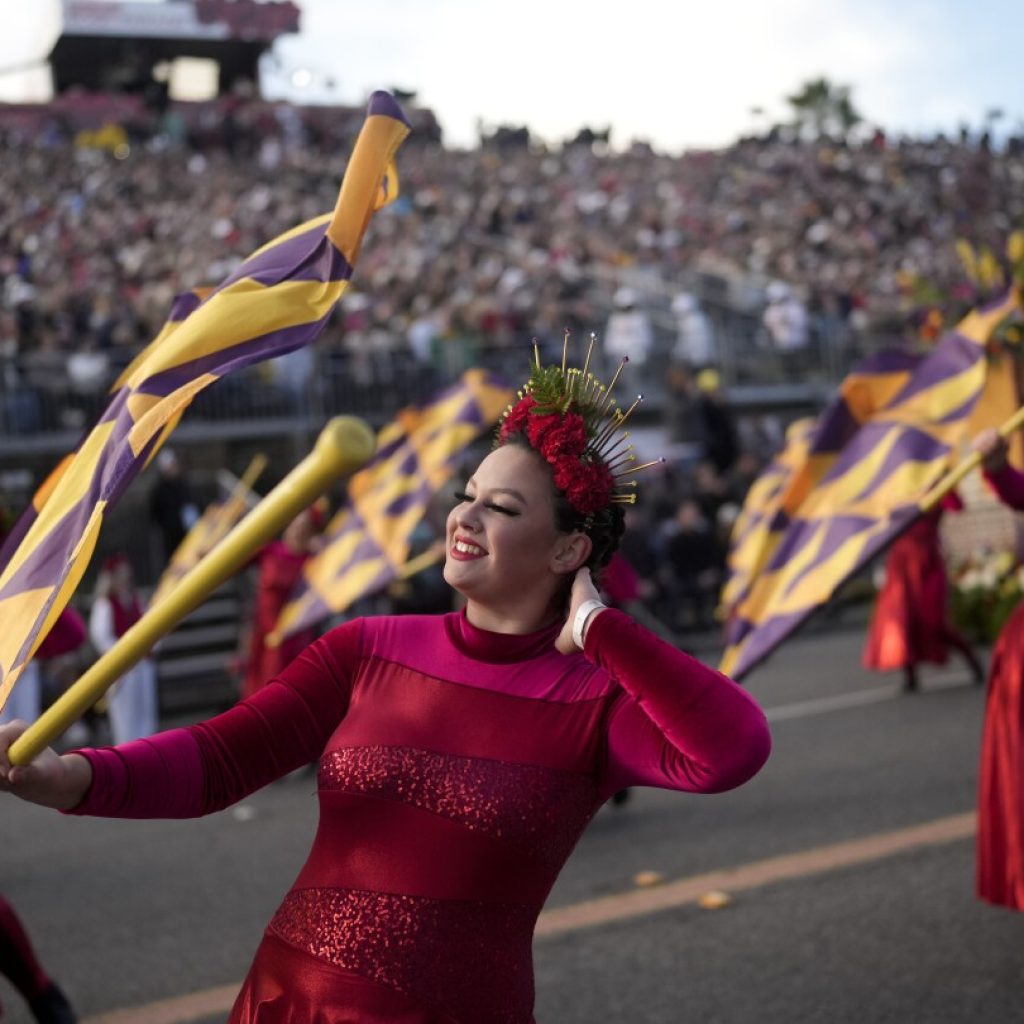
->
left=977, top=602, right=1024, bottom=910
left=863, top=532, right=956, bottom=671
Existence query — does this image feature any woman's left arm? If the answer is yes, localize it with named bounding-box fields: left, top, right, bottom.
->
left=585, top=608, right=771, bottom=799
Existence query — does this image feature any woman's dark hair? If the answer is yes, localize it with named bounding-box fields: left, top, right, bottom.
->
left=503, top=433, right=625, bottom=585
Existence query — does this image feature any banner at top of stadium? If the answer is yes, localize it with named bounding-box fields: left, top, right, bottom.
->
left=60, top=0, right=299, bottom=43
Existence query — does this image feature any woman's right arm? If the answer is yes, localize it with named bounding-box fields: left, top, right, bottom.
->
left=0, top=619, right=362, bottom=819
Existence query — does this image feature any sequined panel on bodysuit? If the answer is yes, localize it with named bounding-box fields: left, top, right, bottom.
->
left=270, top=887, right=538, bottom=1024
left=318, top=745, right=600, bottom=869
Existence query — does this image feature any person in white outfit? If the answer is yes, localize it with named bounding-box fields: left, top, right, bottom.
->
left=89, top=554, right=158, bottom=745
left=0, top=663, right=41, bottom=727
left=603, top=287, right=654, bottom=368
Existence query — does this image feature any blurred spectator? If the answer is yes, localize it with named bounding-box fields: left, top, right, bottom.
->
left=602, top=287, right=653, bottom=368
left=148, top=449, right=199, bottom=566
left=663, top=498, right=724, bottom=632
left=762, top=281, right=810, bottom=373
left=670, top=292, right=716, bottom=370
left=694, top=369, right=739, bottom=475
left=89, top=553, right=158, bottom=744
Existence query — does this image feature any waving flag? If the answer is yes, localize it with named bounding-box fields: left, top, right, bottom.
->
left=0, top=288, right=210, bottom=577
left=272, top=370, right=512, bottom=642
left=0, top=92, right=409, bottom=712
left=719, top=416, right=816, bottom=618
left=720, top=288, right=1021, bottom=681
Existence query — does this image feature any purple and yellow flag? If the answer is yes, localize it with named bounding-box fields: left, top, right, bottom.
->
left=720, top=288, right=1021, bottom=681
left=273, top=370, right=512, bottom=641
left=0, top=288, right=210, bottom=577
left=719, top=415, right=816, bottom=618
left=0, top=92, right=409, bottom=711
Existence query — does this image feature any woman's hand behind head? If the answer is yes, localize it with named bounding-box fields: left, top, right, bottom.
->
left=555, top=567, right=606, bottom=654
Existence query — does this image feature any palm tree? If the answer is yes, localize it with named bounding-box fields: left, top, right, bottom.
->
left=786, top=77, right=862, bottom=140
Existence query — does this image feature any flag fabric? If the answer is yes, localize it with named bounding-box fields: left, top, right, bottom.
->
left=273, top=370, right=512, bottom=641
left=719, top=415, right=816, bottom=619
left=0, top=288, right=209, bottom=576
left=719, top=288, right=1021, bottom=681
left=0, top=92, right=409, bottom=712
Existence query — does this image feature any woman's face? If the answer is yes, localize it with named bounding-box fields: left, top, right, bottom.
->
left=443, top=445, right=582, bottom=611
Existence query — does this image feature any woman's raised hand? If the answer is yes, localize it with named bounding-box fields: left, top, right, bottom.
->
left=0, top=721, right=92, bottom=811
left=972, top=428, right=1009, bottom=473
left=555, top=567, right=607, bottom=655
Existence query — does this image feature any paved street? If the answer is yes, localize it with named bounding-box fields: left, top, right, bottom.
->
left=1, top=622, right=1021, bottom=1023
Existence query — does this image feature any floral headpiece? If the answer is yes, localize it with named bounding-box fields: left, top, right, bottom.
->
left=496, top=333, right=663, bottom=520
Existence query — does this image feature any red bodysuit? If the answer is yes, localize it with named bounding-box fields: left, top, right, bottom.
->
left=68, top=608, right=771, bottom=1022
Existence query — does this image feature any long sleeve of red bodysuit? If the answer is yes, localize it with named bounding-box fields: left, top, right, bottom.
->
left=984, top=463, right=1024, bottom=512
left=65, top=620, right=361, bottom=819
left=584, top=608, right=771, bottom=798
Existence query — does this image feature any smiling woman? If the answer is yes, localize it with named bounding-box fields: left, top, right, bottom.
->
left=0, top=345, right=771, bottom=1024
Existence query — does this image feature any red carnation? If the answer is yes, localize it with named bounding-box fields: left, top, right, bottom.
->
left=540, top=413, right=587, bottom=461
left=499, top=395, right=536, bottom=442
left=526, top=412, right=562, bottom=450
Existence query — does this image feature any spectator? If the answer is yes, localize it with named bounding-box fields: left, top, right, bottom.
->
left=670, top=292, right=716, bottom=370
left=148, top=449, right=199, bottom=567
left=88, top=553, right=158, bottom=744
left=694, top=369, right=739, bottom=475
left=762, top=281, right=810, bottom=373
left=602, top=287, right=653, bottom=368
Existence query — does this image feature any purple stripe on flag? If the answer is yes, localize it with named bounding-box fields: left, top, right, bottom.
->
left=366, top=90, right=412, bottom=126
left=778, top=511, right=903, bottom=598
left=134, top=315, right=334, bottom=397
left=215, top=222, right=352, bottom=291
left=849, top=349, right=923, bottom=377
left=848, top=431, right=950, bottom=502
left=728, top=503, right=920, bottom=680
left=886, top=332, right=983, bottom=406
left=725, top=607, right=809, bottom=676
left=811, top=402, right=861, bottom=454
left=170, top=290, right=206, bottom=322
left=820, top=421, right=948, bottom=488
left=342, top=528, right=389, bottom=568
left=396, top=449, right=419, bottom=477
left=937, top=394, right=980, bottom=425
left=763, top=518, right=819, bottom=573
left=383, top=479, right=432, bottom=518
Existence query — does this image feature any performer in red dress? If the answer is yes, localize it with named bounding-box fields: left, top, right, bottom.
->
left=972, top=428, right=1024, bottom=911
left=0, top=352, right=772, bottom=1023
left=241, top=505, right=324, bottom=700
left=862, top=490, right=983, bottom=691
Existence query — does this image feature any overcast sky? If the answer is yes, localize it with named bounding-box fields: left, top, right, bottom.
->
left=1, top=0, right=1021, bottom=151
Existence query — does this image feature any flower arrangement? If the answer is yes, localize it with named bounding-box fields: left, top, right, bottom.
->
left=949, top=548, right=1024, bottom=644
left=496, top=339, right=661, bottom=518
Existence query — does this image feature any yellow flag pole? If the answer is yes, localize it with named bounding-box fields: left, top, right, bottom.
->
left=919, top=404, right=1024, bottom=514
left=9, top=417, right=375, bottom=766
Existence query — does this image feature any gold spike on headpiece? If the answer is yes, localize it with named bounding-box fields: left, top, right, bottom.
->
left=495, top=333, right=664, bottom=517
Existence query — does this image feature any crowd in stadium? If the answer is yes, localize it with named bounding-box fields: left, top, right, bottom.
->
left=2, top=93, right=1023, bottom=436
